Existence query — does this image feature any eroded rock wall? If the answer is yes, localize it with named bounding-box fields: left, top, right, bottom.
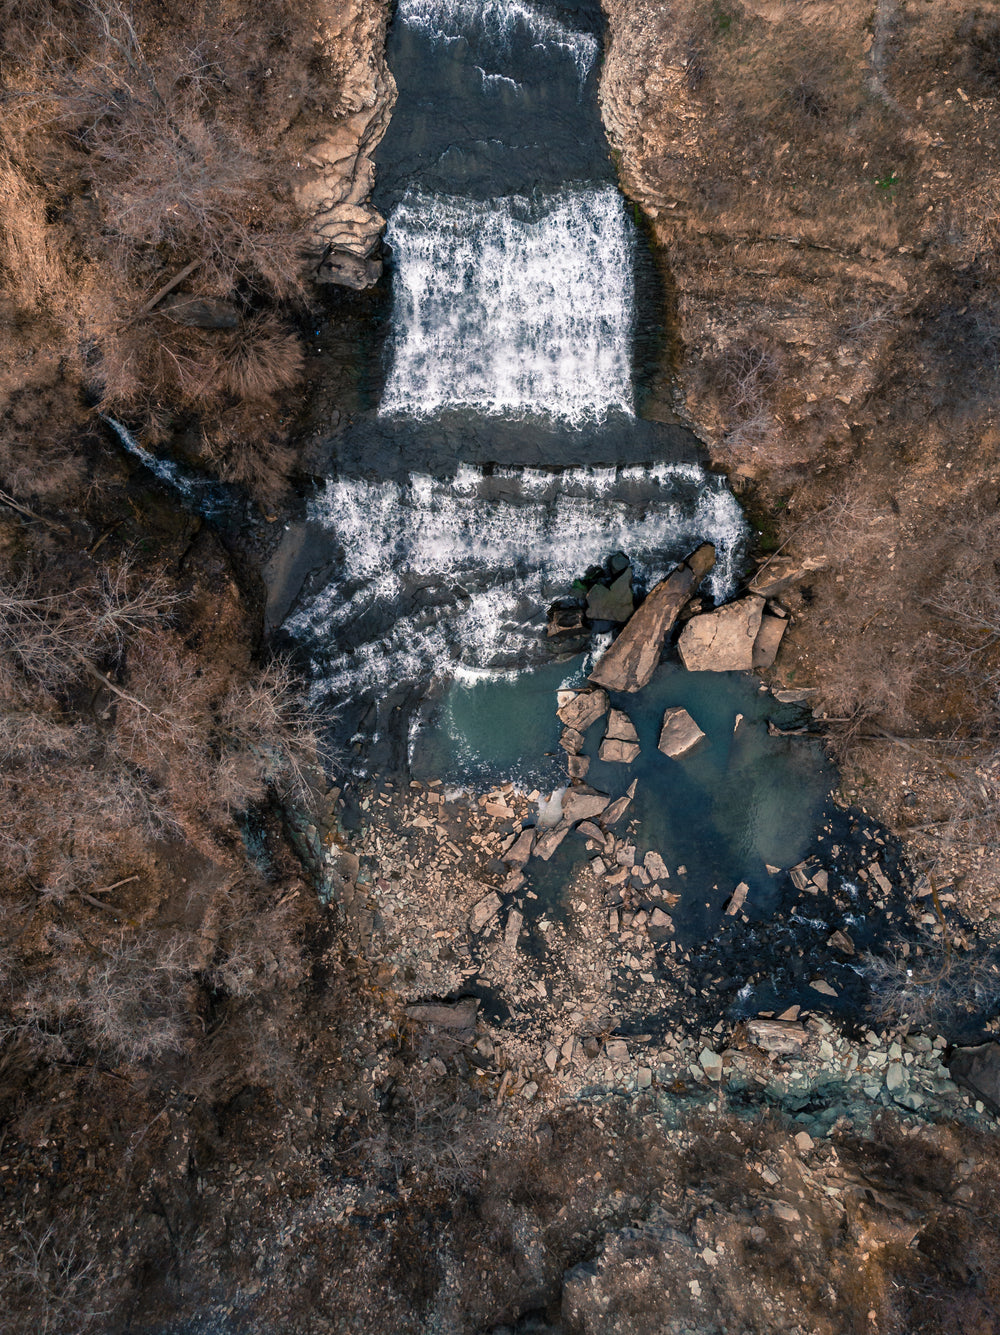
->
left=293, top=0, right=397, bottom=286
left=600, top=0, right=1000, bottom=480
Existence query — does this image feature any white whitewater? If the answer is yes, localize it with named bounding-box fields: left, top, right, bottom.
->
left=380, top=187, right=634, bottom=424
left=288, top=466, right=746, bottom=698
left=397, top=0, right=598, bottom=81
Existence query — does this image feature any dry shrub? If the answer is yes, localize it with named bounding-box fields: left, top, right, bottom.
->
left=0, top=0, right=324, bottom=501
left=863, top=924, right=1000, bottom=1032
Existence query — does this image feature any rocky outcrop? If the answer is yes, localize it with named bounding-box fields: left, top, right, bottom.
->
left=293, top=0, right=397, bottom=288
left=677, top=596, right=764, bottom=672
left=590, top=544, right=715, bottom=692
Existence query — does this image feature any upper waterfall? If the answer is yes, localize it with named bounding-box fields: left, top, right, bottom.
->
left=380, top=187, right=635, bottom=424
left=397, top=0, right=599, bottom=82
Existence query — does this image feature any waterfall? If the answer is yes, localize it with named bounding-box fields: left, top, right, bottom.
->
left=282, top=0, right=750, bottom=729
left=287, top=465, right=746, bottom=700
left=397, top=0, right=599, bottom=82
left=380, top=188, right=634, bottom=424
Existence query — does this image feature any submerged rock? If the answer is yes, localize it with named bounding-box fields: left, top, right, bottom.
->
left=658, top=707, right=706, bottom=758
left=589, top=544, right=716, bottom=692
left=586, top=568, right=634, bottom=622
left=601, top=779, right=637, bottom=828
left=678, top=596, right=764, bottom=672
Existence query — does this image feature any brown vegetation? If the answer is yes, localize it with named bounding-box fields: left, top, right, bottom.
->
left=0, top=0, right=339, bottom=503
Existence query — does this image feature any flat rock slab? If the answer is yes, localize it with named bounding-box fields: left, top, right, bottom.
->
left=599, top=737, right=640, bottom=764
left=678, top=596, right=765, bottom=672
left=469, top=892, right=502, bottom=933
left=406, top=999, right=479, bottom=1032
left=752, top=612, right=788, bottom=668
left=590, top=544, right=715, bottom=692
left=503, top=829, right=534, bottom=868
left=604, top=708, right=638, bottom=742
left=561, top=786, right=611, bottom=824
left=556, top=688, right=608, bottom=733
left=534, top=823, right=571, bottom=861
left=567, top=753, right=590, bottom=779
left=658, top=707, right=706, bottom=758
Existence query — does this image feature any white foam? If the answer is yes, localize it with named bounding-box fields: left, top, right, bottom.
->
left=380, top=187, right=634, bottom=425
left=286, top=464, right=748, bottom=701
left=399, top=0, right=599, bottom=81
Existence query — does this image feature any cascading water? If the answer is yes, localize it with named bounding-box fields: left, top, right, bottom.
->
left=380, top=187, right=634, bottom=422
left=283, top=0, right=749, bottom=763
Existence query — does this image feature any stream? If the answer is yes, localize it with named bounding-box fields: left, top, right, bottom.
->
left=272, top=0, right=935, bottom=1023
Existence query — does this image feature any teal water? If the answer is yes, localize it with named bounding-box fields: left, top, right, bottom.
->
left=411, top=657, right=833, bottom=943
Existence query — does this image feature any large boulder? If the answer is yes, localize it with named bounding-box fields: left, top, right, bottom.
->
left=658, top=707, right=706, bottom=757
left=598, top=709, right=640, bottom=764
left=561, top=786, right=611, bottom=823
left=557, top=688, right=609, bottom=733
left=677, top=596, right=764, bottom=672
left=589, top=545, right=715, bottom=693
left=949, top=1042, right=1000, bottom=1114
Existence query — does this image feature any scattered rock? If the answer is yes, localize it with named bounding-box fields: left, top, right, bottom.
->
left=557, top=688, right=609, bottom=733
left=586, top=569, right=634, bottom=622
left=809, top=979, right=838, bottom=997
left=794, top=1131, right=814, bottom=1152
left=649, top=907, right=672, bottom=928
left=678, top=596, right=765, bottom=672
left=577, top=820, right=604, bottom=843
left=658, top=707, right=706, bottom=758
left=827, top=929, right=855, bottom=956
left=317, top=248, right=382, bottom=289
left=590, top=544, right=716, bottom=692
left=605, top=1039, right=629, bottom=1062
left=752, top=613, right=788, bottom=669
left=772, top=687, right=818, bottom=704
left=504, top=909, right=523, bottom=949
left=548, top=604, right=587, bottom=638
left=534, top=823, right=571, bottom=861
left=749, top=555, right=828, bottom=597
left=560, top=727, right=585, bottom=755
left=567, top=754, right=590, bottom=779
left=644, top=850, right=669, bottom=879
left=746, top=1020, right=808, bottom=1056
left=601, top=779, right=637, bottom=828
